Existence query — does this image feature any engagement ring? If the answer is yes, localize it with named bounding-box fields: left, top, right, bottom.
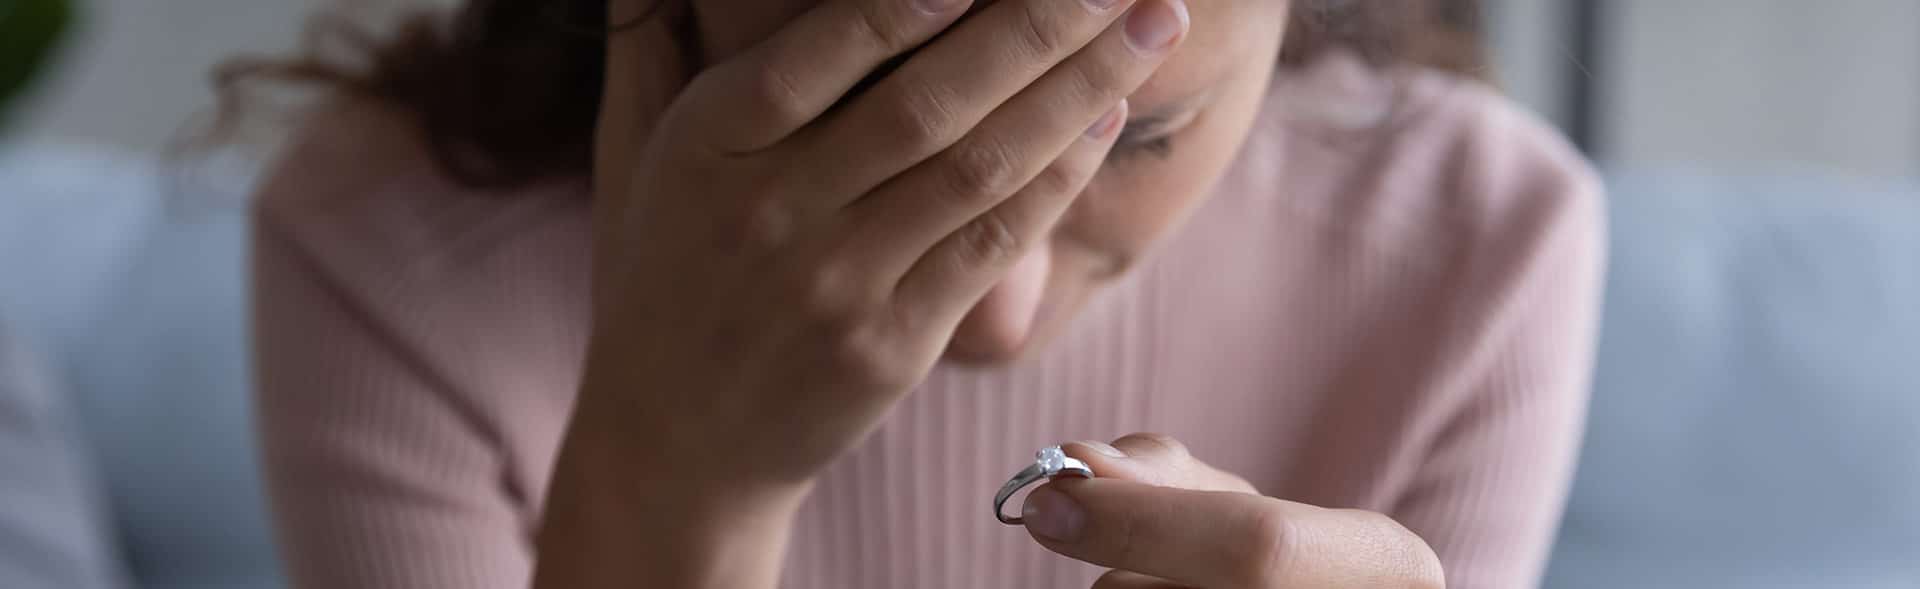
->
left=993, top=445, right=1095, bottom=525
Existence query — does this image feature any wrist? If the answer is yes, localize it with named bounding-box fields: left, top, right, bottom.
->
left=534, top=395, right=813, bottom=588
left=567, top=363, right=822, bottom=487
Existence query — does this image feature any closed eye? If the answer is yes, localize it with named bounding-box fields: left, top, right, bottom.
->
left=1108, top=134, right=1174, bottom=160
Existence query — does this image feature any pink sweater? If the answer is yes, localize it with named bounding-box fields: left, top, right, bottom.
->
left=254, top=55, right=1604, bottom=589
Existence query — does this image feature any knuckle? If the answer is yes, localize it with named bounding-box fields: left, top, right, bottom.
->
left=740, top=60, right=811, bottom=128
left=1063, top=57, right=1125, bottom=107
left=718, top=199, right=795, bottom=253
left=846, top=0, right=913, bottom=52
left=880, top=294, right=933, bottom=337
left=1118, top=432, right=1191, bottom=461
left=672, top=71, right=732, bottom=130
left=1237, top=506, right=1303, bottom=587
left=1015, top=0, right=1069, bottom=57
left=884, top=82, right=963, bottom=154
left=822, top=318, right=911, bottom=390
left=950, top=209, right=1024, bottom=269
left=798, top=259, right=865, bottom=316
left=681, top=67, right=731, bottom=102
left=940, top=138, right=1026, bottom=201
left=1028, top=156, right=1091, bottom=197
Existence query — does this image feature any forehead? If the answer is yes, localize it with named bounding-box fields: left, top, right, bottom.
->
left=1131, top=0, right=1286, bottom=108
left=708, top=0, right=1285, bottom=105
left=990, top=0, right=1287, bottom=101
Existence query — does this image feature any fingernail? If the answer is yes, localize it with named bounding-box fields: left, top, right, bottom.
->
left=1082, top=0, right=1121, bottom=11
left=1077, top=440, right=1127, bottom=458
left=914, top=0, right=967, bottom=15
left=1084, top=100, right=1126, bottom=139
left=1125, top=0, right=1189, bottom=55
left=1023, top=486, right=1087, bottom=542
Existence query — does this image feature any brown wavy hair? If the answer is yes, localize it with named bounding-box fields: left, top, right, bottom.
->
left=216, top=0, right=1485, bottom=190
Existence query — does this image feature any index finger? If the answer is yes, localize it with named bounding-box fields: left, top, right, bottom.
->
left=1023, top=480, right=1443, bottom=588
left=803, top=0, right=1142, bottom=197
left=685, top=0, right=974, bottom=152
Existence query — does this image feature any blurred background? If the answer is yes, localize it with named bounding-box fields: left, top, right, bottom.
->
left=2, top=0, right=1916, bottom=587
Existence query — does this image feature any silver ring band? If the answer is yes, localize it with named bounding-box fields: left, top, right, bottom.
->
left=994, top=446, right=1095, bottom=525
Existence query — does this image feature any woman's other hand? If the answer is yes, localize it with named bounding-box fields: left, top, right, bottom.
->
left=1025, top=435, right=1446, bottom=589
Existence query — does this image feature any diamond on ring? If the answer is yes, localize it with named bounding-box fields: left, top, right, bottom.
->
left=993, top=445, right=1096, bottom=525
left=1037, top=446, right=1069, bottom=474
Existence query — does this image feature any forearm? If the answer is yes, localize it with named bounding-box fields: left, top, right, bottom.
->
left=532, top=399, right=812, bottom=589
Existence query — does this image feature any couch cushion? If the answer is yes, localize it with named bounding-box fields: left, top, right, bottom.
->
left=0, top=145, right=282, bottom=588
left=0, top=323, right=127, bottom=589
left=1545, top=171, right=1920, bottom=588
left=74, top=201, right=282, bottom=588
left=0, top=145, right=160, bottom=357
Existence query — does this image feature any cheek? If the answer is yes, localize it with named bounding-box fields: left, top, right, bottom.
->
left=1054, top=159, right=1222, bottom=274
left=1058, top=74, right=1276, bottom=274
left=1052, top=115, right=1265, bottom=276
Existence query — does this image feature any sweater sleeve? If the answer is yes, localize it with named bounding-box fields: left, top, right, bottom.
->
left=1388, top=164, right=1607, bottom=588
left=253, top=213, right=533, bottom=589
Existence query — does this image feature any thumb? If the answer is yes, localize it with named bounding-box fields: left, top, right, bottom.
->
left=1022, top=478, right=1274, bottom=588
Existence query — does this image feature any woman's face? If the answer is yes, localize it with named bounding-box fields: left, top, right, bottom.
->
left=681, top=0, right=1291, bottom=362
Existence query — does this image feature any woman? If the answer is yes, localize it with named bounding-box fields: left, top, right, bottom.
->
left=249, top=0, right=1603, bottom=586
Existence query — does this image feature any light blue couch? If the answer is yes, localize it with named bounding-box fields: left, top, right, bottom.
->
left=2, top=145, right=1917, bottom=587
left=1543, top=171, right=1920, bottom=587
left=0, top=146, right=278, bottom=588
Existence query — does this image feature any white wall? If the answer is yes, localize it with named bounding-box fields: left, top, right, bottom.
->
left=8, top=0, right=424, bottom=155
left=1602, top=0, right=1920, bottom=178
left=13, top=0, right=311, bottom=153
left=21, top=0, right=1592, bottom=155
left=1488, top=0, right=1920, bottom=178
left=17, top=0, right=1920, bottom=178
left=1485, top=0, right=1577, bottom=132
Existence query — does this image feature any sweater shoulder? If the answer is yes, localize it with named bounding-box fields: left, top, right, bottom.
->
left=251, top=99, right=588, bottom=294
left=1236, top=54, right=1604, bottom=272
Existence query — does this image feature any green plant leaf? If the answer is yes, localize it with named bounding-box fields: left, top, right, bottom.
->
left=0, top=0, right=77, bottom=131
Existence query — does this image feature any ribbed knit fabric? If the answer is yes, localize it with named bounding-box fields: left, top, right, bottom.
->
left=253, top=54, right=1604, bottom=589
